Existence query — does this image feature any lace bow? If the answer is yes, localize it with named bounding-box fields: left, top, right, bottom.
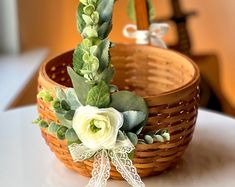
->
left=123, top=23, right=169, bottom=48
left=69, top=137, right=145, bottom=187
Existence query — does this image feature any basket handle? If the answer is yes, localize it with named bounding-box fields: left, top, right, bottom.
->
left=134, top=0, right=150, bottom=30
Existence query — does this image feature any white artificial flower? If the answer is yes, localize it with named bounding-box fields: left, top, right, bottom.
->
left=72, top=105, right=123, bottom=150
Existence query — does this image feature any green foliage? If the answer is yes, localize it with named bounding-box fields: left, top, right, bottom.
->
left=37, top=90, right=53, bottom=103
left=126, top=132, right=138, bottom=145
left=64, top=110, right=75, bottom=121
left=98, top=20, right=112, bottom=40
left=86, top=81, right=110, bottom=108
left=126, top=0, right=156, bottom=22
left=96, top=39, right=111, bottom=71
left=77, top=3, right=86, bottom=33
left=96, top=0, right=114, bottom=23
left=57, top=126, right=68, bottom=140
left=122, top=111, right=146, bottom=132
left=110, top=91, right=148, bottom=134
left=55, top=113, right=72, bottom=129
left=65, top=128, right=80, bottom=143
left=61, top=100, right=71, bottom=111
left=98, top=66, right=114, bottom=83
left=67, top=67, right=92, bottom=105
left=66, top=88, right=82, bottom=110
left=73, top=44, right=85, bottom=74
left=139, top=129, right=170, bottom=144
left=47, top=122, right=60, bottom=135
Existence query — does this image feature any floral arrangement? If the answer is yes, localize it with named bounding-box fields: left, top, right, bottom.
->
left=34, top=0, right=170, bottom=187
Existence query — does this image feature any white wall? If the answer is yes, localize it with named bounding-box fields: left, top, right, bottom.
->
left=0, top=0, right=19, bottom=54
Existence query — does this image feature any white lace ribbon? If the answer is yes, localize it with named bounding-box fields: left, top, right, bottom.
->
left=68, top=137, right=145, bottom=187
left=123, top=23, right=169, bottom=48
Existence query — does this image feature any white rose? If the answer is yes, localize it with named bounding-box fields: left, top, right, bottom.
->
left=72, top=105, right=123, bottom=150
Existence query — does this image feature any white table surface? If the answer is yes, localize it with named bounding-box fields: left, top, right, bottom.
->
left=0, top=49, right=48, bottom=111
left=0, top=106, right=235, bottom=187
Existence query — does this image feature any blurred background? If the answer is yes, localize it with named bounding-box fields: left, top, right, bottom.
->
left=0, top=0, right=235, bottom=116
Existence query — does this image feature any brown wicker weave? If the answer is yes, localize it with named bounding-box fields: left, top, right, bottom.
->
left=37, top=44, right=200, bottom=179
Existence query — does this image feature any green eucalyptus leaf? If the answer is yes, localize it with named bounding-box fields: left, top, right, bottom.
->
left=55, top=87, right=66, bottom=101
left=67, top=67, right=92, bottom=105
left=52, top=99, right=60, bottom=109
left=82, top=14, right=93, bottom=25
left=96, top=39, right=110, bottom=71
left=98, top=66, right=114, bottom=83
left=47, top=122, right=60, bottom=135
left=86, top=81, right=110, bottom=108
left=61, top=100, right=71, bottom=111
left=97, top=0, right=114, bottom=22
left=144, top=135, right=154, bottom=144
left=73, top=44, right=85, bottom=74
left=117, top=130, right=126, bottom=141
left=98, top=21, right=112, bottom=40
left=55, top=108, right=66, bottom=114
left=122, top=111, right=146, bottom=132
left=110, top=91, right=148, bottom=134
left=154, top=135, right=164, bottom=143
left=64, top=110, right=75, bottom=121
left=127, top=132, right=138, bottom=145
left=65, top=88, right=82, bottom=110
left=56, top=126, right=68, bottom=140
left=77, top=3, right=86, bottom=33
left=56, top=113, right=72, bottom=129
left=162, top=131, right=170, bottom=141
left=65, top=128, right=80, bottom=142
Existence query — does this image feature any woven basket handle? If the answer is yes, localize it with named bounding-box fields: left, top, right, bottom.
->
left=134, top=0, right=150, bottom=30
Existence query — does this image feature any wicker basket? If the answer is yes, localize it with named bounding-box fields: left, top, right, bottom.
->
left=37, top=44, right=200, bottom=179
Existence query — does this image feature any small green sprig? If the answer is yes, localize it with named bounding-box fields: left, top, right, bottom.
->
left=73, top=0, right=114, bottom=85
left=138, top=130, right=170, bottom=144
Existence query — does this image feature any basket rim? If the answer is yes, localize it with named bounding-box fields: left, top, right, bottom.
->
left=39, top=44, right=200, bottom=103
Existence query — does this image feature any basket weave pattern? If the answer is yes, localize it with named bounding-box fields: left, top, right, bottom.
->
left=37, top=44, right=200, bottom=179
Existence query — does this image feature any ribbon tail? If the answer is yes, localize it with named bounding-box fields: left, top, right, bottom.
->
left=150, top=35, right=168, bottom=49
left=109, top=149, right=145, bottom=187
left=86, top=149, right=110, bottom=187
